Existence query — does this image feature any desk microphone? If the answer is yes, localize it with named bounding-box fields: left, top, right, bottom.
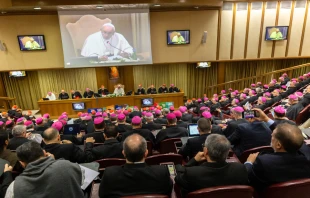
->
left=106, top=41, right=132, bottom=55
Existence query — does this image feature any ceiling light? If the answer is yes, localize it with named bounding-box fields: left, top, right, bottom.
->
left=194, top=6, right=199, bottom=9
left=154, top=4, right=161, bottom=7
left=120, top=4, right=137, bottom=8
left=34, top=7, right=41, bottom=10
left=1, top=11, right=7, bottom=14
left=96, top=5, right=104, bottom=9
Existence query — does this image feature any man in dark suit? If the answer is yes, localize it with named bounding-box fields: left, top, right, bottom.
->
left=43, top=128, right=87, bottom=163
left=135, top=84, right=146, bottom=95
left=174, top=110, right=188, bottom=128
left=228, top=112, right=272, bottom=157
left=115, top=113, right=132, bottom=133
left=58, top=89, right=69, bottom=100
left=169, top=84, right=180, bottom=93
left=245, top=123, right=310, bottom=193
left=121, top=116, right=156, bottom=145
left=85, top=125, right=123, bottom=162
left=286, top=94, right=304, bottom=120
left=83, top=117, right=105, bottom=143
left=142, top=112, right=162, bottom=131
left=98, top=85, right=109, bottom=96
left=99, top=134, right=173, bottom=197
left=179, top=106, right=193, bottom=123
left=154, top=110, right=167, bottom=124
left=265, top=89, right=282, bottom=107
left=178, top=118, right=211, bottom=160
left=158, top=84, right=168, bottom=93
left=83, top=88, right=94, bottom=98
left=147, top=84, right=157, bottom=94
left=71, top=90, right=82, bottom=99
left=7, top=125, right=30, bottom=150
left=175, top=134, right=248, bottom=196
left=222, top=106, right=248, bottom=138
left=301, top=85, right=310, bottom=107
left=156, top=113, right=188, bottom=145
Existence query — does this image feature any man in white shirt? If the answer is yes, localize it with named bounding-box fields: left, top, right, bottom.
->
left=81, top=23, right=133, bottom=61
left=46, top=92, right=56, bottom=100
left=113, top=85, right=125, bottom=96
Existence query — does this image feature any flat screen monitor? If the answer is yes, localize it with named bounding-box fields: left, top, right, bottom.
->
left=63, top=124, right=80, bottom=135
left=9, top=71, right=26, bottom=77
left=17, top=35, right=46, bottom=51
left=141, top=98, right=153, bottom=107
left=188, top=124, right=199, bottom=137
left=167, top=30, right=190, bottom=45
left=58, top=10, right=153, bottom=68
left=72, top=102, right=85, bottom=111
left=265, top=26, right=289, bottom=41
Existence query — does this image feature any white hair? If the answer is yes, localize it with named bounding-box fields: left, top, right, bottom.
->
left=102, top=23, right=115, bottom=31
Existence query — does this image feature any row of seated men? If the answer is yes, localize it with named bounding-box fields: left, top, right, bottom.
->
left=45, top=83, right=181, bottom=100
left=0, top=115, right=309, bottom=197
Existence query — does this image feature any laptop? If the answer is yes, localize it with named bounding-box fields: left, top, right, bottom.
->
left=181, top=124, right=199, bottom=145
left=42, top=98, right=49, bottom=101
left=63, top=124, right=80, bottom=135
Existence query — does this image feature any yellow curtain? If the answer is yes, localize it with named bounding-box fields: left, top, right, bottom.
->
left=187, top=63, right=218, bottom=99
left=133, top=63, right=188, bottom=95
left=37, top=68, right=97, bottom=97
left=1, top=71, right=41, bottom=110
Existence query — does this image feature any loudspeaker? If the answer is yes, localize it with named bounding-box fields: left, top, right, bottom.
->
left=201, top=31, right=208, bottom=44
left=0, top=40, right=7, bottom=51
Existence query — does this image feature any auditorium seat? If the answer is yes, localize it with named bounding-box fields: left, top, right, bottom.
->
left=95, top=158, right=126, bottom=172
left=121, top=195, right=169, bottom=198
left=145, top=154, right=183, bottom=165
left=186, top=185, right=254, bottom=198
left=262, top=178, right=310, bottom=198
left=295, top=104, right=310, bottom=125
left=159, top=138, right=181, bottom=154
left=238, top=146, right=274, bottom=163
left=147, top=141, right=153, bottom=156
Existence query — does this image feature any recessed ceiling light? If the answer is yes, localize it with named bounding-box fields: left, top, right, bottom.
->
left=96, top=5, right=104, bottom=9
left=34, top=7, right=41, bottom=10
left=1, top=11, right=7, bottom=14
left=194, top=6, right=199, bottom=9
left=120, top=4, right=137, bottom=8
left=154, top=4, right=161, bottom=7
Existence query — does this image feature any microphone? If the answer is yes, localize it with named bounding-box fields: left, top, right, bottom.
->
left=107, top=41, right=132, bottom=55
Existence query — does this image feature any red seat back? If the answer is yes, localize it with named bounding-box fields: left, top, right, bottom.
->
left=263, top=178, right=310, bottom=198
left=187, top=185, right=254, bottom=198
left=239, top=146, right=274, bottom=163
left=145, top=154, right=183, bottom=165
left=147, top=141, right=153, bottom=156
left=159, top=138, right=181, bottom=154
left=96, top=158, right=126, bottom=171
left=121, top=195, right=168, bottom=198
left=295, top=104, right=310, bottom=125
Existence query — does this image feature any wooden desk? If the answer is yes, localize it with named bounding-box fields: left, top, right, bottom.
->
left=0, top=97, right=15, bottom=111
left=38, top=92, right=184, bottom=118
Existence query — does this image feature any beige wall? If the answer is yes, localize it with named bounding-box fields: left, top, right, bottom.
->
left=0, top=2, right=310, bottom=71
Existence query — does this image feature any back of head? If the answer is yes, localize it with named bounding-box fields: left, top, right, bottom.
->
left=0, top=132, right=9, bottom=151
left=197, top=118, right=211, bottom=133
left=205, top=134, right=231, bottom=163
left=123, top=134, right=147, bottom=163
left=274, top=123, right=304, bottom=153
left=105, top=125, right=118, bottom=138
left=43, top=128, right=59, bottom=143
left=12, top=125, right=26, bottom=137
left=16, top=141, right=44, bottom=164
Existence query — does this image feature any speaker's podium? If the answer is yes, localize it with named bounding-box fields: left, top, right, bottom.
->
left=0, top=97, right=15, bottom=111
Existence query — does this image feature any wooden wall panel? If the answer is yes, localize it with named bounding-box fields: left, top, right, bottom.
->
left=260, top=6, right=277, bottom=58
left=219, top=9, right=233, bottom=60
left=273, top=2, right=291, bottom=58
left=233, top=3, right=248, bottom=59
left=189, top=10, right=218, bottom=61
left=287, top=4, right=306, bottom=57
left=301, top=2, right=310, bottom=56
left=247, top=3, right=263, bottom=59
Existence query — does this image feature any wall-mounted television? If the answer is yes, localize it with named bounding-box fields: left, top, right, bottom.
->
left=9, top=71, right=26, bottom=77
left=72, top=102, right=85, bottom=111
left=167, top=30, right=190, bottom=45
left=17, top=35, right=46, bottom=51
left=141, top=98, right=154, bottom=107
left=265, top=26, right=289, bottom=41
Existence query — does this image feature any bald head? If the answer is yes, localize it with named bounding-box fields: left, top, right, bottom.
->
left=123, top=134, right=147, bottom=163
left=273, top=123, right=304, bottom=153
left=43, top=127, right=59, bottom=143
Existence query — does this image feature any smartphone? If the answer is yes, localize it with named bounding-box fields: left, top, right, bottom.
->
left=167, top=164, right=176, bottom=176
left=244, top=110, right=255, bottom=118
left=270, top=109, right=275, bottom=118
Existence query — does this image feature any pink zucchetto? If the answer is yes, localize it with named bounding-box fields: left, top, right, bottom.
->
left=123, top=110, right=129, bottom=115
left=117, top=113, right=126, bottom=120
left=94, top=117, right=104, bottom=124
left=95, top=112, right=102, bottom=117
left=149, top=107, right=155, bottom=111
left=229, top=88, right=233, bottom=91
left=24, top=120, right=33, bottom=127
left=281, top=85, right=287, bottom=89
left=234, top=90, right=239, bottom=94
left=295, top=92, right=303, bottom=97
left=263, top=84, right=269, bottom=89
left=52, top=121, right=63, bottom=131
left=282, top=73, right=288, bottom=77
left=145, top=112, right=153, bottom=117
left=36, top=117, right=43, bottom=124
left=299, top=76, right=304, bottom=80
left=169, top=106, right=175, bottom=111
left=204, top=97, right=208, bottom=101
left=251, top=84, right=256, bottom=87
left=179, top=106, right=187, bottom=113
left=61, top=112, right=68, bottom=116
left=231, top=92, right=236, bottom=96
left=260, top=97, right=267, bottom=103
left=279, top=77, right=284, bottom=81
left=155, top=110, right=161, bottom=115
left=264, top=92, right=271, bottom=97
left=213, top=94, right=218, bottom=97
left=257, top=82, right=262, bottom=85
left=288, top=94, right=298, bottom=101
left=240, top=94, right=246, bottom=99
left=222, top=96, right=227, bottom=99
left=132, top=116, right=142, bottom=125
left=110, top=113, right=117, bottom=118
left=6, top=120, right=13, bottom=126
left=197, top=98, right=202, bottom=103
left=234, top=99, right=239, bottom=104
left=274, top=106, right=286, bottom=114
left=231, top=106, right=244, bottom=113
left=116, top=110, right=122, bottom=115
left=0, top=121, right=4, bottom=126
left=17, top=117, right=25, bottom=123
left=84, top=116, right=92, bottom=121
left=43, top=113, right=50, bottom=119
left=202, top=111, right=212, bottom=119
left=173, top=110, right=182, bottom=118
left=221, top=90, right=226, bottom=94
left=166, top=113, right=176, bottom=120
left=142, top=111, right=147, bottom=116
left=102, top=112, right=108, bottom=118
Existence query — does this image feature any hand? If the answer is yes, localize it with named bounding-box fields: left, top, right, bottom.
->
left=61, top=140, right=72, bottom=144
left=4, top=164, right=12, bottom=173
left=246, top=152, right=259, bottom=164
left=216, top=108, right=221, bottom=112
left=218, top=124, right=226, bottom=128
left=99, top=55, right=108, bottom=61
left=45, top=152, right=55, bottom=159
left=194, top=152, right=206, bottom=162
left=77, top=133, right=83, bottom=138
left=85, top=137, right=95, bottom=143
left=25, top=132, right=32, bottom=138
left=252, top=108, right=269, bottom=122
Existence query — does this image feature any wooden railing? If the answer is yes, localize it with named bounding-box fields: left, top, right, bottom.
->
left=206, top=62, right=310, bottom=95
